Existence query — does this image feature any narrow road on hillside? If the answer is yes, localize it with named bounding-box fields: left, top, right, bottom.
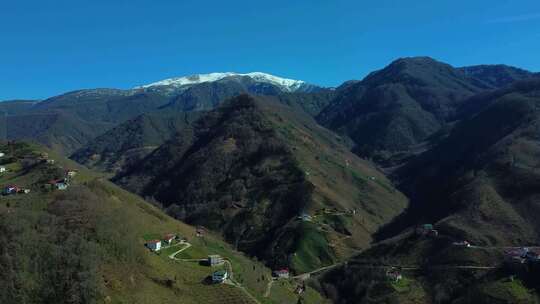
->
left=292, top=262, right=345, bottom=280
left=469, top=245, right=540, bottom=250
left=222, top=259, right=262, bottom=304
left=263, top=279, right=274, bottom=298
left=168, top=242, right=192, bottom=260
left=347, top=264, right=497, bottom=270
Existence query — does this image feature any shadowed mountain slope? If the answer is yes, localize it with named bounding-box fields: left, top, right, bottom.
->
left=317, top=57, right=534, bottom=164
left=459, top=64, right=536, bottom=89
left=71, top=112, right=203, bottom=173
left=392, top=79, right=540, bottom=246
left=114, top=94, right=408, bottom=273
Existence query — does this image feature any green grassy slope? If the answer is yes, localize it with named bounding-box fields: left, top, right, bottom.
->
left=0, top=141, right=325, bottom=304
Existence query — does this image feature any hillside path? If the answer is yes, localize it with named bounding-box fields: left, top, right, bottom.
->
left=168, top=242, right=192, bottom=260
left=263, top=279, right=274, bottom=298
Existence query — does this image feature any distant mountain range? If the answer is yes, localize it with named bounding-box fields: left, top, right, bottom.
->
left=4, top=58, right=540, bottom=303
left=1, top=72, right=329, bottom=154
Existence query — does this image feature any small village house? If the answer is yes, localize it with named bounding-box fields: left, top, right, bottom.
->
left=415, top=224, right=438, bottom=237
left=0, top=167, right=6, bottom=173
left=49, top=179, right=68, bottom=190
left=504, top=248, right=529, bottom=273
left=66, top=170, right=77, bottom=178
left=208, top=255, right=224, bottom=266
left=525, top=249, right=540, bottom=262
left=0, top=152, right=5, bottom=158
left=273, top=268, right=290, bottom=279
left=163, top=234, right=176, bottom=245
left=504, top=248, right=528, bottom=260
left=3, top=185, right=19, bottom=195
left=386, top=268, right=402, bottom=282
left=212, top=270, right=228, bottom=283
left=298, top=213, right=312, bottom=222
left=452, top=240, right=471, bottom=247
left=146, top=240, right=162, bottom=251
left=18, top=188, right=31, bottom=194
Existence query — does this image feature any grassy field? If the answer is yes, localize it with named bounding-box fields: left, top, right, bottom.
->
left=290, top=222, right=335, bottom=274
left=474, top=277, right=535, bottom=304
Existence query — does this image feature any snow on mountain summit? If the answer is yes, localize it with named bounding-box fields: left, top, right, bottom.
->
left=135, top=72, right=310, bottom=92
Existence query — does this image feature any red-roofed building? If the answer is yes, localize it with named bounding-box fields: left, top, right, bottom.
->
left=48, top=179, right=68, bottom=190
left=273, top=268, right=290, bottom=279
left=164, top=234, right=176, bottom=245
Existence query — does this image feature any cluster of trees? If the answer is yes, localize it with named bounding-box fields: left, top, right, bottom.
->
left=0, top=186, right=102, bottom=303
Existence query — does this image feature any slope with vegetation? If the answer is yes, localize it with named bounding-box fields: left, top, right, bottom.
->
left=0, top=141, right=326, bottom=304
left=314, top=79, right=540, bottom=304
left=114, top=94, right=408, bottom=274
left=393, top=79, right=540, bottom=246
left=316, top=57, right=536, bottom=165
left=458, top=64, right=536, bottom=89
left=71, top=112, right=202, bottom=173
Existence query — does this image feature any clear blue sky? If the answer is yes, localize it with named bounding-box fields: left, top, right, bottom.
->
left=1, top=0, right=539, bottom=100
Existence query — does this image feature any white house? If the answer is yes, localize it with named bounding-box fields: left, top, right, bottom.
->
left=146, top=240, right=162, bottom=251
left=452, top=240, right=471, bottom=247
left=0, top=167, right=6, bottom=173
left=386, top=268, right=402, bottom=282
left=208, top=255, right=224, bottom=266
left=273, top=268, right=290, bottom=279
left=0, top=152, right=5, bottom=158
left=298, top=213, right=312, bottom=222
left=212, top=270, right=228, bottom=283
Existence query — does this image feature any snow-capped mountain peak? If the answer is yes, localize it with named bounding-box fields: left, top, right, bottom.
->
left=135, top=72, right=311, bottom=92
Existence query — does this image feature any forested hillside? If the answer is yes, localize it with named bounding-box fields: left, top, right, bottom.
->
left=0, top=141, right=327, bottom=304
left=115, top=95, right=408, bottom=273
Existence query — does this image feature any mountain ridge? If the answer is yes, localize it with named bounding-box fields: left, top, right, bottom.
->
left=136, top=71, right=322, bottom=93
